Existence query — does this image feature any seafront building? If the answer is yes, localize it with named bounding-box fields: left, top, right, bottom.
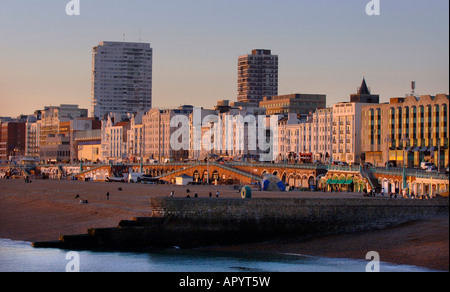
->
left=37, top=105, right=88, bottom=163
left=91, top=41, right=153, bottom=119
left=0, top=121, right=26, bottom=162
left=142, top=106, right=194, bottom=162
left=361, top=94, right=449, bottom=169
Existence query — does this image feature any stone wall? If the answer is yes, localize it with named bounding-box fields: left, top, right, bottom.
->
left=150, top=197, right=449, bottom=237
left=33, top=197, right=449, bottom=249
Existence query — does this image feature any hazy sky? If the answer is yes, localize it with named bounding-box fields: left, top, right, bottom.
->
left=0, top=0, right=448, bottom=117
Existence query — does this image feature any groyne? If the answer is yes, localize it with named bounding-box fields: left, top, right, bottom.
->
left=32, top=197, right=449, bottom=249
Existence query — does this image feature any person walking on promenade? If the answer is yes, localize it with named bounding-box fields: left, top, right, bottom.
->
left=170, top=191, right=174, bottom=198
left=216, top=191, right=220, bottom=198
left=106, top=192, right=110, bottom=201
left=209, top=192, right=213, bottom=198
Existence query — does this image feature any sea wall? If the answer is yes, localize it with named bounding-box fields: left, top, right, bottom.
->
left=33, top=198, right=449, bottom=249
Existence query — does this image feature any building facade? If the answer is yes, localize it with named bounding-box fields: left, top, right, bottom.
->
left=0, top=121, right=26, bottom=161
left=238, top=49, right=278, bottom=103
left=37, top=105, right=88, bottom=157
left=260, top=93, right=327, bottom=117
left=143, top=106, right=193, bottom=162
left=361, top=94, right=449, bottom=168
left=91, top=41, right=153, bottom=118
left=332, top=102, right=368, bottom=165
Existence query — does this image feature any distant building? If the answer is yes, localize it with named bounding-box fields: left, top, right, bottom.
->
left=91, top=41, right=153, bottom=118
left=74, top=129, right=102, bottom=162
left=260, top=93, right=327, bottom=116
left=39, top=134, right=71, bottom=163
left=238, top=49, right=278, bottom=103
left=100, top=114, right=131, bottom=162
left=0, top=121, right=26, bottom=161
left=277, top=108, right=333, bottom=164
left=361, top=94, right=449, bottom=168
left=332, top=102, right=371, bottom=165
left=36, top=105, right=88, bottom=162
left=143, top=106, right=194, bottom=162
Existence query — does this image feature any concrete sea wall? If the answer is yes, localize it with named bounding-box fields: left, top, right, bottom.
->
left=33, top=198, right=449, bottom=249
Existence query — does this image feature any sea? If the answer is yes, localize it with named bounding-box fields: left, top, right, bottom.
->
left=0, top=238, right=436, bottom=273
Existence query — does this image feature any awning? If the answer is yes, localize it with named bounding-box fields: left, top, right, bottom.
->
left=326, top=179, right=333, bottom=184
left=329, top=180, right=339, bottom=185
left=344, top=180, right=354, bottom=185
left=405, top=147, right=412, bottom=152
left=420, top=147, right=428, bottom=152
left=412, top=147, right=421, bottom=152
left=337, top=180, right=347, bottom=184
left=429, top=147, right=436, bottom=152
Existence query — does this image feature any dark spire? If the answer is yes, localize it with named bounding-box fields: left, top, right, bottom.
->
left=358, top=77, right=371, bottom=95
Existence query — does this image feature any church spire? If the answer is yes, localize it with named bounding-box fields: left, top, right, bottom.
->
left=358, top=77, right=371, bottom=95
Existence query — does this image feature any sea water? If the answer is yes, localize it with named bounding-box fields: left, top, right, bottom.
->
left=0, top=238, right=435, bottom=272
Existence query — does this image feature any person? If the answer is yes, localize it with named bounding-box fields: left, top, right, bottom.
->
left=194, top=192, right=198, bottom=198
left=186, top=194, right=191, bottom=199
left=216, top=191, right=220, bottom=198
left=170, top=191, right=174, bottom=198
left=106, top=192, right=110, bottom=201
left=75, top=194, right=80, bottom=199
left=209, top=192, right=212, bottom=198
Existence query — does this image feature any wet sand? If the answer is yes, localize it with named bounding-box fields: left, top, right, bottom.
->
left=0, top=179, right=448, bottom=271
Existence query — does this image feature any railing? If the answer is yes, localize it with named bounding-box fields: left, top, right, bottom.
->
left=370, top=167, right=450, bottom=180
left=4, top=161, right=448, bottom=181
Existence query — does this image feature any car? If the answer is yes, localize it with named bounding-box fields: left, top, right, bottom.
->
left=421, top=162, right=434, bottom=170
left=426, top=166, right=438, bottom=173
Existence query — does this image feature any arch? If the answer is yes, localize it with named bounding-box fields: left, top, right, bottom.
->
left=308, top=176, right=316, bottom=189
left=212, top=170, right=220, bottom=182
left=281, top=172, right=287, bottom=183
left=202, top=170, right=209, bottom=181
left=287, top=173, right=295, bottom=187
left=193, top=170, right=200, bottom=182
left=301, top=175, right=308, bottom=189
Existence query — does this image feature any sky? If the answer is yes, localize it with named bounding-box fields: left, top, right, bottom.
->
left=0, top=0, right=449, bottom=117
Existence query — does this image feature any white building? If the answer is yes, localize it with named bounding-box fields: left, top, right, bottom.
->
left=127, top=111, right=145, bottom=160
left=332, top=102, right=369, bottom=164
left=91, top=41, right=153, bottom=119
left=100, top=113, right=130, bottom=162
left=25, top=116, right=39, bottom=159
left=143, top=106, right=193, bottom=162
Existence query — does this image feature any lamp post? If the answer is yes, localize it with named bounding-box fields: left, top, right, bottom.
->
left=385, top=136, right=392, bottom=171
left=401, top=136, right=409, bottom=192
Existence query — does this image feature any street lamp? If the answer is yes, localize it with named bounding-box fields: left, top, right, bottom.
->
left=385, top=135, right=392, bottom=171
left=401, top=135, right=409, bottom=192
